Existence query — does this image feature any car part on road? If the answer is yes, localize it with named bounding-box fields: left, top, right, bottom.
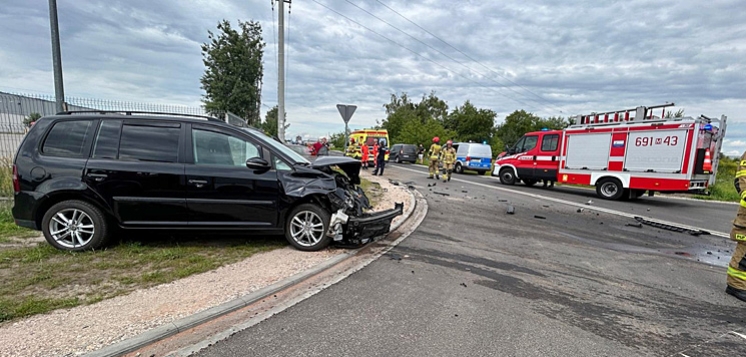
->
left=433, top=192, right=450, bottom=196
left=506, top=206, right=515, bottom=214
left=633, top=216, right=710, bottom=236
left=534, top=215, right=546, bottom=219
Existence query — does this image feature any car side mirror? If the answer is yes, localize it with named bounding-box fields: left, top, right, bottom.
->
left=246, top=157, right=271, bottom=171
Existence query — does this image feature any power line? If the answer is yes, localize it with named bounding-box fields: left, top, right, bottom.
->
left=345, top=0, right=549, bottom=112
left=309, top=0, right=535, bottom=109
left=373, top=0, right=564, bottom=114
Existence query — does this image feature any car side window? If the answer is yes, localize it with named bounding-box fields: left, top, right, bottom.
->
left=274, top=155, right=292, bottom=171
left=192, top=129, right=260, bottom=167
left=541, top=134, right=559, bottom=152
left=92, top=120, right=122, bottom=159
left=119, top=123, right=181, bottom=163
left=42, top=120, right=95, bottom=157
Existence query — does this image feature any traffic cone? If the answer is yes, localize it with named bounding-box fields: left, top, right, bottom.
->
left=703, top=149, right=713, bottom=173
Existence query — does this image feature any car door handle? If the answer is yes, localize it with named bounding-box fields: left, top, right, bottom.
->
left=86, top=173, right=108, bottom=182
left=188, top=179, right=208, bottom=188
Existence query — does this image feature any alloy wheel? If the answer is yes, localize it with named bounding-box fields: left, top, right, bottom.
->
left=289, top=211, right=325, bottom=247
left=47, top=208, right=95, bottom=249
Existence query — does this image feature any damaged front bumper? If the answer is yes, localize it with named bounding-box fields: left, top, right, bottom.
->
left=327, top=202, right=404, bottom=246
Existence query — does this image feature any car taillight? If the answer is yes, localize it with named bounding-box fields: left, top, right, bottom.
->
left=466, top=156, right=471, bottom=161
left=12, top=165, right=19, bottom=193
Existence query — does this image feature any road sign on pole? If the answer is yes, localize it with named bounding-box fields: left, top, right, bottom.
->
left=336, top=104, right=356, bottom=124
left=336, top=104, right=357, bottom=151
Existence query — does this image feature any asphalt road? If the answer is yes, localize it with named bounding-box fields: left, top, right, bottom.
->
left=392, top=163, right=737, bottom=235
left=193, top=164, right=745, bottom=357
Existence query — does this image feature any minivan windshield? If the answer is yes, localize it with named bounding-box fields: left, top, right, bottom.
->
left=242, top=127, right=311, bottom=164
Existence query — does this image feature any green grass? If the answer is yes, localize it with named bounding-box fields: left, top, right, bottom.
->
left=0, top=202, right=36, bottom=242
left=695, top=157, right=741, bottom=202
left=360, top=178, right=383, bottom=208
left=0, top=238, right=286, bottom=322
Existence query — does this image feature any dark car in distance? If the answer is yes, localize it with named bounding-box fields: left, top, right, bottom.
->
left=12, top=111, right=402, bottom=252
left=389, top=144, right=417, bottom=163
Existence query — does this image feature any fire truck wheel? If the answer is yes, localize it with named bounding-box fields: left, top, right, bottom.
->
left=499, top=168, right=516, bottom=185
left=455, top=163, right=463, bottom=174
left=596, top=178, right=624, bottom=200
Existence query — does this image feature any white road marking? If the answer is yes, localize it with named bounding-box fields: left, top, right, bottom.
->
left=680, top=353, right=692, bottom=357
left=393, top=165, right=730, bottom=238
left=731, top=331, right=746, bottom=340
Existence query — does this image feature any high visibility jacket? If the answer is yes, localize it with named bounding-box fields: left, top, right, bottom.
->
left=442, top=147, right=456, bottom=164
left=372, top=145, right=379, bottom=160
left=732, top=150, right=746, bottom=242
left=429, top=144, right=442, bottom=160
left=361, top=145, right=369, bottom=161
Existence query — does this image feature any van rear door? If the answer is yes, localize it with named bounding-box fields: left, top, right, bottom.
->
left=464, top=144, right=493, bottom=172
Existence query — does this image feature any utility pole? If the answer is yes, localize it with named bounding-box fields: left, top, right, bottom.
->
left=48, top=0, right=65, bottom=113
left=277, top=0, right=291, bottom=143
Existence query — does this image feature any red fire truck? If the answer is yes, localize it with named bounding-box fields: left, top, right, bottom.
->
left=492, top=104, right=728, bottom=200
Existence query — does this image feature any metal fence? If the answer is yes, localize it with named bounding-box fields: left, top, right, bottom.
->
left=0, top=91, right=215, bottom=162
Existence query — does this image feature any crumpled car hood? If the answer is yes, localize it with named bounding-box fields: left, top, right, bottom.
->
left=311, top=156, right=362, bottom=185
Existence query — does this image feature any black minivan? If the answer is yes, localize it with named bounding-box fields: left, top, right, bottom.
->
left=389, top=144, right=417, bottom=163
left=12, top=112, right=402, bottom=252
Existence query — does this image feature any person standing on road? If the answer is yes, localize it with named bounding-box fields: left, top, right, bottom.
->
left=441, top=140, right=456, bottom=182
left=372, top=142, right=379, bottom=169
left=372, top=140, right=388, bottom=176
left=360, top=142, right=369, bottom=170
left=417, top=144, right=425, bottom=164
left=427, top=137, right=442, bottom=179
left=726, top=150, right=746, bottom=302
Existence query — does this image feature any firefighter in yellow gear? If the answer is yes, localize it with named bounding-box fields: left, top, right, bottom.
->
left=441, top=140, right=457, bottom=182
left=726, top=149, right=746, bottom=302
left=428, top=137, right=442, bottom=179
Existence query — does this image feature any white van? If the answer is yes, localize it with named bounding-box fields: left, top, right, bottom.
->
left=452, top=142, right=493, bottom=175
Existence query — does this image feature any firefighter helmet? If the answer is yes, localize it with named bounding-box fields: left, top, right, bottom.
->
left=447, top=140, right=453, bottom=145
left=433, top=137, right=440, bottom=143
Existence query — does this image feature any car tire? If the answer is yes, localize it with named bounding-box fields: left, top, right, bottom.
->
left=499, top=168, right=516, bottom=185
left=41, top=200, right=109, bottom=252
left=395, top=156, right=400, bottom=163
left=285, top=203, right=331, bottom=251
left=596, top=178, right=624, bottom=200
left=455, top=163, right=463, bottom=174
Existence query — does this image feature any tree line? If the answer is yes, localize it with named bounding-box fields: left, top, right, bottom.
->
left=333, top=92, right=573, bottom=154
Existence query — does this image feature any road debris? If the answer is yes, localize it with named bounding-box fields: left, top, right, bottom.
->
left=577, top=208, right=584, bottom=213
left=542, top=205, right=550, bottom=208
left=506, top=206, right=515, bottom=215
left=498, top=199, right=508, bottom=202
left=461, top=190, right=468, bottom=193
left=586, top=200, right=593, bottom=205
left=534, top=215, right=546, bottom=219
left=625, top=223, right=643, bottom=228
left=434, top=192, right=450, bottom=196
left=634, top=216, right=710, bottom=236
left=388, top=179, right=400, bottom=186
left=460, top=283, right=467, bottom=287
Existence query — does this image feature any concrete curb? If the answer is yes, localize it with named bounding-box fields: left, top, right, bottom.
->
left=85, top=185, right=418, bottom=357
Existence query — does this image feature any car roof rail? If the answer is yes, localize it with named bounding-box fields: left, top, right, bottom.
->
left=56, top=110, right=223, bottom=123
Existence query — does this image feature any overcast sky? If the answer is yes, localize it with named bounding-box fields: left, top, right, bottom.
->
left=0, top=0, right=744, bottom=155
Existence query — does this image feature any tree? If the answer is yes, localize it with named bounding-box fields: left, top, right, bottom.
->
left=201, top=20, right=265, bottom=126
left=329, top=131, right=346, bottom=149
left=665, top=108, right=685, bottom=118
left=446, top=101, right=497, bottom=143
left=397, top=117, right=457, bottom=148
left=496, top=110, right=570, bottom=148
left=23, top=112, right=41, bottom=127
left=381, top=91, right=449, bottom=142
left=260, top=106, right=289, bottom=136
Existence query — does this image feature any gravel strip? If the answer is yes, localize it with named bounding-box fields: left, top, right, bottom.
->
left=0, top=180, right=412, bottom=357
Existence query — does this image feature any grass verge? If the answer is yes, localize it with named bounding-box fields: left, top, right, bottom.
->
left=360, top=177, right=383, bottom=208
left=695, top=157, right=740, bottom=202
